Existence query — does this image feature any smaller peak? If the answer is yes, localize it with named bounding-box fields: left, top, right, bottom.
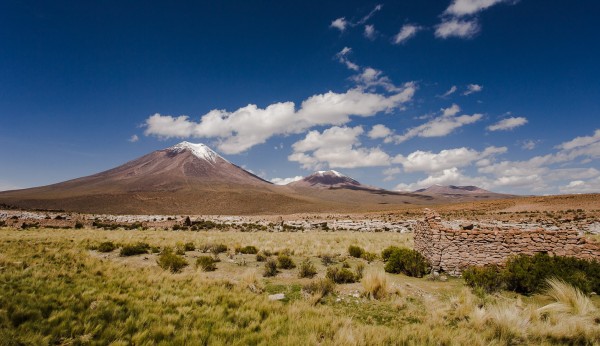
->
left=168, top=141, right=222, bottom=163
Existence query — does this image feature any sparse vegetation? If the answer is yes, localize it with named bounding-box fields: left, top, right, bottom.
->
left=237, top=245, right=258, bottom=254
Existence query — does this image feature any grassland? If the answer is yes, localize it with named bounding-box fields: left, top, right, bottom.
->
left=1, top=227, right=599, bottom=345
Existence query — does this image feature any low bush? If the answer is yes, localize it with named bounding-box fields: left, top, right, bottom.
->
left=263, top=258, right=279, bottom=277
left=348, top=245, right=364, bottom=258
left=157, top=248, right=188, bottom=273
left=238, top=245, right=258, bottom=254
left=320, top=253, right=336, bottom=266
left=362, top=270, right=388, bottom=300
left=503, top=253, right=600, bottom=295
left=196, top=256, right=217, bottom=272
left=74, top=222, right=84, bottom=229
left=326, top=266, right=358, bottom=284
left=119, top=242, right=150, bottom=257
left=298, top=258, right=317, bottom=278
left=277, top=254, right=296, bottom=269
left=183, top=242, right=195, bottom=251
left=462, top=265, right=504, bottom=293
left=97, top=241, right=117, bottom=253
left=361, top=251, right=377, bottom=262
left=210, top=244, right=228, bottom=255
left=384, top=248, right=430, bottom=278
left=303, top=278, right=336, bottom=300
left=256, top=252, right=268, bottom=262
left=381, top=246, right=401, bottom=262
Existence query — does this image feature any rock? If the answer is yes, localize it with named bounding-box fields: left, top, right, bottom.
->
left=268, top=293, right=285, bottom=301
left=461, top=223, right=474, bottom=230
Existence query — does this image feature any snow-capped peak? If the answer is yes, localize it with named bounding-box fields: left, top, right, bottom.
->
left=316, top=170, right=345, bottom=177
left=168, top=141, right=222, bottom=163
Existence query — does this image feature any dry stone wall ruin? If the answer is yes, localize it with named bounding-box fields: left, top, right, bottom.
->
left=414, top=209, right=600, bottom=276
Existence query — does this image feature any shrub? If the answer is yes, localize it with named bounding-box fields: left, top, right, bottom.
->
left=256, top=252, right=268, bottom=262
left=303, top=278, right=336, bottom=302
left=320, top=253, right=336, bottom=266
left=502, top=253, right=600, bottom=295
left=326, top=266, right=358, bottom=284
left=355, top=263, right=365, bottom=280
left=183, top=242, right=195, bottom=251
left=97, top=241, right=116, bottom=253
left=157, top=248, right=188, bottom=273
left=238, top=245, right=258, bottom=254
left=384, top=248, right=430, bottom=278
left=381, top=246, right=401, bottom=262
left=277, top=254, right=296, bottom=269
left=361, top=252, right=377, bottom=262
left=74, top=222, right=84, bottom=229
left=348, top=245, right=364, bottom=258
left=196, top=256, right=217, bottom=272
left=462, top=265, right=504, bottom=293
left=298, top=258, right=317, bottom=278
left=263, top=258, right=279, bottom=277
left=119, top=242, right=150, bottom=257
left=210, top=244, right=228, bottom=255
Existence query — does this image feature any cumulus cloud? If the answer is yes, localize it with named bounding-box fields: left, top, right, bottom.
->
left=145, top=84, right=415, bottom=154
left=463, top=84, right=483, bottom=95
left=330, top=17, right=348, bottom=32
left=395, top=167, right=487, bottom=191
left=559, top=177, right=600, bottom=194
left=392, top=24, right=421, bottom=44
left=393, top=104, right=482, bottom=143
left=487, top=116, right=528, bottom=131
left=521, top=139, right=538, bottom=150
left=271, top=176, right=304, bottom=185
left=289, top=126, right=391, bottom=169
left=128, top=134, right=139, bottom=143
left=444, top=0, right=510, bottom=17
left=435, top=19, right=480, bottom=39
left=393, top=146, right=506, bottom=173
left=364, top=25, right=376, bottom=40
left=368, top=124, right=392, bottom=139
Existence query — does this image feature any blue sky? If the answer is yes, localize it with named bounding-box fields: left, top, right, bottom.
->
left=1, top=0, right=599, bottom=194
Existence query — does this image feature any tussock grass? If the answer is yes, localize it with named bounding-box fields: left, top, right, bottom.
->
left=538, top=278, right=597, bottom=316
left=361, top=269, right=389, bottom=300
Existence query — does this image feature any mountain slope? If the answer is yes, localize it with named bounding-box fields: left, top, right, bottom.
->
left=412, top=184, right=515, bottom=200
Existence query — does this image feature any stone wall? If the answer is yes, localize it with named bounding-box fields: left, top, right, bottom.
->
left=414, top=209, right=600, bottom=276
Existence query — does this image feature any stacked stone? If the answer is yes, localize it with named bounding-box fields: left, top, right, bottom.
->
left=413, top=209, right=600, bottom=276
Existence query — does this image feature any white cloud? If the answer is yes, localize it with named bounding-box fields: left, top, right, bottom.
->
left=487, top=116, right=528, bottom=131
left=392, top=24, right=421, bottom=44
left=330, top=17, right=348, bottom=32
left=364, top=25, right=376, bottom=40
left=357, top=4, right=383, bottom=25
left=145, top=85, right=415, bottom=154
left=393, top=146, right=506, bottom=173
left=289, top=126, right=391, bottom=169
left=128, top=134, right=139, bottom=143
left=444, top=0, right=510, bottom=17
left=556, top=129, right=600, bottom=150
left=271, top=176, right=304, bottom=185
left=435, top=19, right=480, bottom=39
left=395, top=167, right=488, bottom=191
left=463, top=84, right=483, bottom=95
left=521, top=139, right=538, bottom=150
left=441, top=85, right=457, bottom=98
left=393, top=104, right=482, bottom=143
left=368, top=124, right=392, bottom=139
left=383, top=167, right=402, bottom=181
left=336, top=47, right=360, bottom=71
left=559, top=177, right=600, bottom=194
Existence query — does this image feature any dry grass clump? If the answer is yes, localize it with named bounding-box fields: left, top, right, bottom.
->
left=239, top=269, right=264, bottom=293
left=361, top=269, right=388, bottom=300
left=538, top=278, right=597, bottom=316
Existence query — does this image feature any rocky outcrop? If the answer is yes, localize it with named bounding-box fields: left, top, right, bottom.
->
left=414, top=209, right=600, bottom=276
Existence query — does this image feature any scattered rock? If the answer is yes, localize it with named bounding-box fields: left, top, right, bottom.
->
left=460, top=223, right=474, bottom=230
